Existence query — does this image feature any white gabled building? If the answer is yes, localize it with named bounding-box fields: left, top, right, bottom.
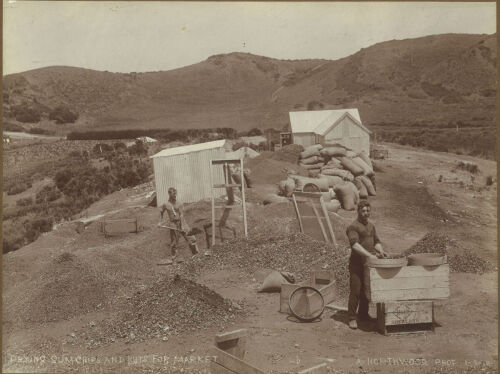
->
left=289, top=109, right=371, bottom=155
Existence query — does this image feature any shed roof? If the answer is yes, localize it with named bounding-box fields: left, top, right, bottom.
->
left=137, top=136, right=158, bottom=143
left=315, top=111, right=371, bottom=135
left=289, top=109, right=363, bottom=134
left=151, top=139, right=226, bottom=158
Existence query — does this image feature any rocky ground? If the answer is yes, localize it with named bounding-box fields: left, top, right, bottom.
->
left=2, top=143, right=497, bottom=374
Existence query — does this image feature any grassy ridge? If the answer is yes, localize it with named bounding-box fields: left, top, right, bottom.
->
left=372, top=124, right=496, bottom=159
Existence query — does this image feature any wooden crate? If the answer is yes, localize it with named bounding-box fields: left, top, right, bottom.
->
left=209, top=329, right=327, bottom=373
left=280, top=271, right=336, bottom=314
left=102, top=218, right=138, bottom=237
left=364, top=264, right=449, bottom=303
left=215, top=329, right=247, bottom=359
left=370, top=149, right=389, bottom=160
left=377, top=301, right=434, bottom=335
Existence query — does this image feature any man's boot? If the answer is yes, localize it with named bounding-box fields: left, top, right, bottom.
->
left=348, top=319, right=358, bottom=329
left=189, top=241, right=199, bottom=255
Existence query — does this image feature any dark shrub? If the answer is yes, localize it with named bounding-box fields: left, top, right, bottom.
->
left=16, top=197, right=33, bottom=207
left=7, top=182, right=31, bottom=195
left=36, top=185, right=62, bottom=204
left=92, top=143, right=113, bottom=155
left=14, top=106, right=41, bottom=123
left=127, top=140, right=147, bottom=156
left=4, top=122, right=24, bottom=132
left=30, top=217, right=53, bottom=233
left=114, top=142, right=127, bottom=151
left=2, top=225, right=26, bottom=253
left=247, top=128, right=263, bottom=136
left=55, top=169, right=74, bottom=190
left=69, top=150, right=83, bottom=158
left=49, top=106, right=78, bottom=124
left=28, top=127, right=52, bottom=135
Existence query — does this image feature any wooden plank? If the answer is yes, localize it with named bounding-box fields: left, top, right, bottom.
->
left=280, top=280, right=314, bottom=313
left=213, top=183, right=241, bottom=188
left=312, top=270, right=332, bottom=285
left=297, top=363, right=328, bottom=374
left=280, top=283, right=304, bottom=314
left=369, top=276, right=449, bottom=291
left=210, top=361, right=238, bottom=374
left=318, top=282, right=336, bottom=305
left=292, top=194, right=304, bottom=233
left=311, top=202, right=329, bottom=243
left=280, top=279, right=334, bottom=314
left=384, top=300, right=433, bottom=312
left=366, top=264, right=449, bottom=280
left=376, top=303, right=386, bottom=334
left=320, top=197, right=337, bottom=246
left=212, top=159, right=242, bottom=164
left=325, top=303, right=348, bottom=312
left=103, top=218, right=137, bottom=235
left=293, top=192, right=336, bottom=244
left=210, top=347, right=265, bottom=374
left=384, top=301, right=433, bottom=326
left=368, top=287, right=450, bottom=303
left=216, top=339, right=246, bottom=360
left=215, top=329, right=247, bottom=343
left=365, top=265, right=450, bottom=302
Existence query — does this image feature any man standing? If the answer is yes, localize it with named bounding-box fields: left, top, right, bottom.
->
left=346, top=200, right=387, bottom=329
left=159, top=187, right=198, bottom=258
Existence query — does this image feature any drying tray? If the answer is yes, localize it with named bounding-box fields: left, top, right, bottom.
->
left=408, top=253, right=447, bottom=266
left=365, top=257, right=408, bottom=268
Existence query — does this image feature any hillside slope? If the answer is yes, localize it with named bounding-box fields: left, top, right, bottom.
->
left=3, top=33, right=496, bottom=131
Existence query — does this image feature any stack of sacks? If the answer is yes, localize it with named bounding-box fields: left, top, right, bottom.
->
left=298, top=144, right=325, bottom=177
left=277, top=144, right=377, bottom=213
left=318, top=147, right=377, bottom=211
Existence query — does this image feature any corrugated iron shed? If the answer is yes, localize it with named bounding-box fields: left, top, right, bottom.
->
left=151, top=140, right=226, bottom=205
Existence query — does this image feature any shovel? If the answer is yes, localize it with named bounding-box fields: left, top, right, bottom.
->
left=157, top=224, right=202, bottom=236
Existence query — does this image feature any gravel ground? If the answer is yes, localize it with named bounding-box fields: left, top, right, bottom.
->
left=404, top=232, right=495, bottom=274
left=76, top=275, right=244, bottom=349
left=6, top=252, right=118, bottom=325
left=184, top=232, right=352, bottom=300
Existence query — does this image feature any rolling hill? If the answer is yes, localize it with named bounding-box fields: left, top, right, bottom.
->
left=2, top=33, right=496, bottom=132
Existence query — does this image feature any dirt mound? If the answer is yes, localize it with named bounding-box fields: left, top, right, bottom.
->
left=78, top=275, right=242, bottom=348
left=245, top=144, right=305, bottom=185
left=405, top=232, right=459, bottom=256
left=15, top=253, right=118, bottom=323
left=448, top=252, right=493, bottom=274
left=270, top=144, right=304, bottom=164
left=404, top=232, right=494, bottom=274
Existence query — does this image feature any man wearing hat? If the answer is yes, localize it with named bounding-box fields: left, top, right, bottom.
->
left=159, top=187, right=199, bottom=258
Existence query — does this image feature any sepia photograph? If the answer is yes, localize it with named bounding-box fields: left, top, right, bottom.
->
left=2, top=2, right=497, bottom=373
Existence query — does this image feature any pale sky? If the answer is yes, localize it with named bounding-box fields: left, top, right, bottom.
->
left=3, top=1, right=497, bottom=76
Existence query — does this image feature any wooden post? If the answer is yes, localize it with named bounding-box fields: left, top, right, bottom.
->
left=210, top=161, right=216, bottom=247
left=377, top=303, right=386, bottom=335
left=240, top=159, right=248, bottom=238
